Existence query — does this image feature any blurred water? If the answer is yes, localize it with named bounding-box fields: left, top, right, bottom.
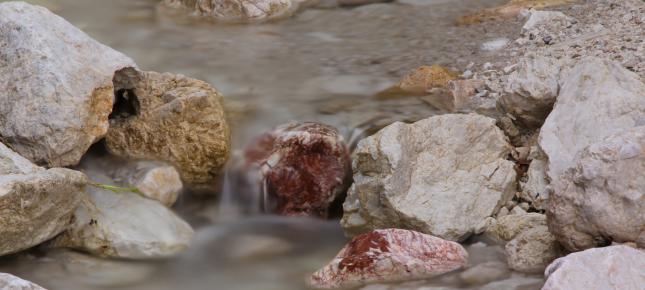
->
left=0, top=0, right=538, bottom=289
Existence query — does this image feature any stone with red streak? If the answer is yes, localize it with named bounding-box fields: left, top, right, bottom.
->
left=309, top=229, right=469, bottom=289
left=245, top=122, right=351, bottom=217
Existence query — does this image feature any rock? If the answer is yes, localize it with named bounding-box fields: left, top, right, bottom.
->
left=500, top=55, right=565, bottom=128
left=398, top=65, right=458, bottom=95
left=485, top=212, right=546, bottom=243
left=480, top=275, right=543, bottom=290
left=539, top=57, right=645, bottom=184
left=50, top=170, right=194, bottom=259
left=548, top=126, right=645, bottom=251
left=0, top=2, right=136, bottom=167
left=459, top=261, right=510, bottom=286
left=521, top=10, right=572, bottom=37
left=227, top=234, right=292, bottom=260
left=448, top=79, right=497, bottom=115
left=542, top=245, right=645, bottom=290
left=161, top=0, right=302, bottom=23
left=457, top=0, right=579, bottom=25
left=105, top=68, right=230, bottom=186
left=481, top=38, right=510, bottom=52
left=0, top=142, right=87, bottom=256
left=309, top=229, right=468, bottom=289
left=244, top=122, right=351, bottom=217
left=341, top=114, right=516, bottom=241
left=0, top=273, right=46, bottom=290
left=506, top=225, right=561, bottom=273
left=108, top=160, right=182, bottom=207
left=519, top=157, right=549, bottom=210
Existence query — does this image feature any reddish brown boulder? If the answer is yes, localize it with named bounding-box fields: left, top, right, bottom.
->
left=244, top=122, right=351, bottom=217
left=309, top=229, right=468, bottom=289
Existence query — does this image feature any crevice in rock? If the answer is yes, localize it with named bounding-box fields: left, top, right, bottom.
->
left=110, top=67, right=141, bottom=120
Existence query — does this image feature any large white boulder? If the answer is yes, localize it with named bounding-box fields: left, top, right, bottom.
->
left=542, top=246, right=645, bottom=290
left=0, top=2, right=136, bottom=167
left=548, top=126, right=645, bottom=251
left=341, top=114, right=516, bottom=241
left=0, top=142, right=87, bottom=256
left=0, top=273, right=47, bottom=290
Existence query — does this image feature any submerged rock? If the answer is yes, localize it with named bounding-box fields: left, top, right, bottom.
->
left=0, top=2, right=136, bottom=167
left=106, top=68, right=230, bottom=186
left=244, top=122, right=351, bottom=217
left=342, top=114, right=516, bottom=241
left=539, top=57, right=645, bottom=184
left=51, top=171, right=194, bottom=259
left=108, top=160, right=183, bottom=207
left=161, top=0, right=302, bottom=23
left=484, top=212, right=546, bottom=243
left=548, top=126, right=645, bottom=251
left=0, top=273, right=47, bottom=290
left=309, top=229, right=468, bottom=289
left=542, top=246, right=645, bottom=290
left=0, top=142, right=87, bottom=256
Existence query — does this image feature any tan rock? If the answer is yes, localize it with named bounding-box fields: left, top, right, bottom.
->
left=506, top=225, right=562, bottom=273
left=457, top=0, right=579, bottom=25
left=398, top=65, right=458, bottom=95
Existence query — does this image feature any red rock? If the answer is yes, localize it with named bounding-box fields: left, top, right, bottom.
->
left=244, top=122, right=351, bottom=217
left=309, top=229, right=469, bottom=289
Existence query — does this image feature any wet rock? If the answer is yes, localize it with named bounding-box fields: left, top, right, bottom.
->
left=0, top=2, right=136, bottom=167
left=539, top=57, right=645, bottom=184
left=485, top=212, right=546, bottom=243
left=109, top=160, right=183, bottom=207
left=0, top=273, right=46, bottom=290
left=227, top=234, right=292, bottom=260
left=548, top=126, right=645, bottom=251
left=106, top=68, right=230, bottom=186
left=459, top=261, right=510, bottom=286
left=51, top=170, right=194, bottom=259
left=397, top=65, right=458, bottom=95
left=480, top=275, right=543, bottom=290
left=161, top=0, right=302, bottom=23
left=542, top=245, right=645, bottom=290
left=309, top=229, right=468, bottom=289
left=0, top=142, right=87, bottom=256
left=244, top=122, right=351, bottom=217
left=500, top=55, right=565, bottom=128
left=506, top=225, right=561, bottom=273
left=342, top=114, right=516, bottom=241
left=457, top=0, right=579, bottom=25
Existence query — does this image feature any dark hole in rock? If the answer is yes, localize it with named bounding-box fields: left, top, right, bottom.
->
left=109, top=88, right=140, bottom=120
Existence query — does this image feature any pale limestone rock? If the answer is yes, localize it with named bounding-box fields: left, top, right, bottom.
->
left=0, top=142, right=87, bottom=256
left=485, top=212, right=546, bottom=243
left=106, top=68, right=230, bottom=186
left=161, top=0, right=302, bottom=23
left=51, top=171, right=194, bottom=259
left=0, top=2, right=136, bottom=167
left=342, top=114, right=516, bottom=241
left=506, top=225, right=561, bottom=273
left=519, top=157, right=549, bottom=210
left=548, top=126, right=645, bottom=251
left=539, top=57, right=645, bottom=183
left=309, top=229, right=468, bottom=289
left=542, top=246, right=645, bottom=290
left=0, top=273, right=47, bottom=290
left=521, top=10, right=572, bottom=36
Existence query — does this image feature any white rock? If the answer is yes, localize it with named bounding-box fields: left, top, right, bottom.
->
left=51, top=171, right=194, bottom=259
left=342, top=114, right=516, bottom=241
left=542, top=246, right=645, bottom=290
left=539, top=57, right=645, bottom=183
left=506, top=225, right=561, bottom=274
left=519, top=157, right=549, bottom=210
left=0, top=273, right=47, bottom=290
left=0, top=142, right=87, bottom=256
left=459, top=261, right=510, bottom=286
left=161, top=0, right=301, bottom=23
left=481, top=38, right=510, bottom=52
left=0, top=2, right=136, bottom=167
left=522, top=10, right=572, bottom=36
left=548, top=126, right=645, bottom=251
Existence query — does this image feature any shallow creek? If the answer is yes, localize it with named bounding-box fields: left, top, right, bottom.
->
left=0, top=0, right=543, bottom=289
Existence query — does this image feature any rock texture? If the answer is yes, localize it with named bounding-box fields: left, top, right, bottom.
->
left=309, top=229, right=468, bottom=289
left=457, top=0, right=579, bottom=25
left=244, top=122, right=351, bottom=217
left=500, top=55, right=564, bottom=128
left=505, top=225, right=561, bottom=273
left=342, top=114, right=516, bottom=241
left=108, top=160, right=182, bottom=207
left=484, top=212, right=546, bottom=243
left=161, top=0, right=302, bottom=23
left=539, top=57, right=645, bottom=183
left=106, top=68, right=230, bottom=186
left=0, top=273, right=47, bottom=290
left=0, top=2, right=136, bottom=167
left=0, top=142, right=87, bottom=256
left=51, top=170, right=194, bottom=259
left=548, top=126, right=645, bottom=251
left=398, top=65, right=458, bottom=95
left=542, top=245, right=645, bottom=290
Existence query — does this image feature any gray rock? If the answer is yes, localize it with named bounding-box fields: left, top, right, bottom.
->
left=548, top=126, right=645, bottom=251
left=0, top=273, right=47, bottom=290
left=539, top=57, right=645, bottom=184
left=542, top=246, right=645, bottom=290
left=521, top=10, right=572, bottom=37
left=519, top=157, right=549, bottom=210
left=161, top=0, right=304, bottom=23
left=0, top=142, right=87, bottom=256
left=50, top=170, right=194, bottom=259
left=0, top=2, right=136, bottom=167
left=341, top=114, right=516, bottom=241
left=506, top=225, right=562, bottom=274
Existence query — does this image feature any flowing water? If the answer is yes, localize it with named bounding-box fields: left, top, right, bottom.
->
left=0, top=0, right=544, bottom=289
